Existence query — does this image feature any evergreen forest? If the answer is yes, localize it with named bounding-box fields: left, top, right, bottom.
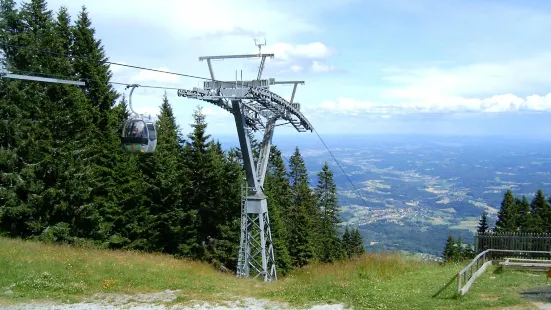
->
left=442, top=188, right=551, bottom=262
left=0, top=0, right=365, bottom=275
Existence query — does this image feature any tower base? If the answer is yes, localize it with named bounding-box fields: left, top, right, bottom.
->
left=236, top=187, right=277, bottom=281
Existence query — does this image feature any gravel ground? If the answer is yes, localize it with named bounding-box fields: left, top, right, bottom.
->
left=2, top=289, right=348, bottom=310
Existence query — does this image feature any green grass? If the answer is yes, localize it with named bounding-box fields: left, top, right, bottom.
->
left=0, top=237, right=547, bottom=309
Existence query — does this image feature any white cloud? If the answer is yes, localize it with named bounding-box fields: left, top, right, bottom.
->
left=258, top=42, right=337, bottom=74
left=381, top=52, right=551, bottom=100
left=297, top=52, right=551, bottom=116
left=50, top=0, right=317, bottom=41
left=311, top=61, right=336, bottom=73
left=307, top=92, right=551, bottom=116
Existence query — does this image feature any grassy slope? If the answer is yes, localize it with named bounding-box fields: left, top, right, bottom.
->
left=0, top=237, right=546, bottom=309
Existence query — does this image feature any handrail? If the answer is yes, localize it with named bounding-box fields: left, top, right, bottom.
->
left=457, top=249, right=551, bottom=296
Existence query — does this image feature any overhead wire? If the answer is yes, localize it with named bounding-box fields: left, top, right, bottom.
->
left=7, top=68, right=183, bottom=90
left=3, top=43, right=389, bottom=242
left=0, top=43, right=216, bottom=82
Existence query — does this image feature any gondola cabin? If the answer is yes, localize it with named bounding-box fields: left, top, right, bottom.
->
left=121, top=118, right=157, bottom=153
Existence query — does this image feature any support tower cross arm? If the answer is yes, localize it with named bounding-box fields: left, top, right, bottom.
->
left=272, top=80, right=305, bottom=104
left=199, top=54, right=274, bottom=61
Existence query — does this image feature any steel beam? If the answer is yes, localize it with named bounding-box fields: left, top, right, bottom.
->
left=256, top=117, right=276, bottom=188
left=1, top=73, right=85, bottom=86
left=231, top=100, right=260, bottom=192
left=199, top=53, right=274, bottom=60
left=257, top=55, right=267, bottom=80
left=206, top=59, right=215, bottom=80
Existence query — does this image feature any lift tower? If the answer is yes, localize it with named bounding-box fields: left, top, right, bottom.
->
left=177, top=42, right=313, bottom=282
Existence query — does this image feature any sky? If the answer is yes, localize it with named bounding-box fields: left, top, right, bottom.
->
left=31, top=0, right=551, bottom=138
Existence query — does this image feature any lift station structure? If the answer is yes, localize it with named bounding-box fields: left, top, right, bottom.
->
left=177, top=41, right=313, bottom=282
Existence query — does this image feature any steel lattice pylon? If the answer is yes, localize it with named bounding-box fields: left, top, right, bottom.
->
left=177, top=42, right=313, bottom=281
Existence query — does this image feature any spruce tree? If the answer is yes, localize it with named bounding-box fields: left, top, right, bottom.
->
left=495, top=189, right=518, bottom=232
left=0, top=0, right=25, bottom=235
left=142, top=93, right=194, bottom=254
left=315, top=162, right=343, bottom=262
left=516, top=195, right=532, bottom=232
left=477, top=211, right=489, bottom=234
left=69, top=5, right=141, bottom=245
left=456, top=236, right=464, bottom=261
left=287, top=147, right=316, bottom=266
left=442, top=234, right=456, bottom=262
left=264, top=145, right=293, bottom=274
left=342, top=226, right=352, bottom=258
left=182, top=106, right=215, bottom=260
left=350, top=228, right=365, bottom=257
left=0, top=0, right=68, bottom=239
left=529, top=189, right=546, bottom=233
left=201, top=140, right=242, bottom=270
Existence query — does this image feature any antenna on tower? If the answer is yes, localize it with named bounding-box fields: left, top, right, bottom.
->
left=254, top=37, right=266, bottom=56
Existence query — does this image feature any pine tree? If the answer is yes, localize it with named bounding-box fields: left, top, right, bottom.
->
left=529, top=189, right=546, bottom=233
left=516, top=195, right=532, bottom=232
left=456, top=236, right=464, bottom=261
left=495, top=189, right=518, bottom=232
left=68, top=5, right=139, bottom=245
left=0, top=0, right=25, bottom=236
left=201, top=140, right=242, bottom=270
left=141, top=93, right=195, bottom=254
left=477, top=211, right=489, bottom=234
left=342, top=226, right=352, bottom=258
left=0, top=0, right=69, bottom=239
left=350, top=228, right=365, bottom=257
left=287, top=147, right=316, bottom=266
left=442, top=234, right=457, bottom=262
left=264, top=145, right=292, bottom=274
left=182, top=106, right=215, bottom=260
left=315, top=162, right=343, bottom=262
left=71, top=5, right=118, bottom=125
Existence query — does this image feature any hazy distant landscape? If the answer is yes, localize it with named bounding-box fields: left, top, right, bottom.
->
left=219, top=134, right=551, bottom=257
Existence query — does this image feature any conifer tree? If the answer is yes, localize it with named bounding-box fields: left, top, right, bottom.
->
left=315, top=162, right=343, bottom=262
left=516, top=195, right=532, bottom=232
left=442, top=234, right=457, bottom=262
left=456, top=236, right=464, bottom=261
left=477, top=211, right=489, bottom=234
left=0, top=0, right=71, bottom=239
left=342, top=226, right=352, bottom=258
left=529, top=189, right=546, bottom=233
left=287, top=147, right=316, bottom=265
left=182, top=106, right=215, bottom=259
left=350, top=228, right=365, bottom=256
left=0, top=0, right=25, bottom=235
left=495, top=189, right=518, bottom=232
left=264, top=146, right=292, bottom=274
left=202, top=140, right=242, bottom=269
left=142, top=93, right=195, bottom=254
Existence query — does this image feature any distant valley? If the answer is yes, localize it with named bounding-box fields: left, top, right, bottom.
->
left=219, top=134, right=551, bottom=258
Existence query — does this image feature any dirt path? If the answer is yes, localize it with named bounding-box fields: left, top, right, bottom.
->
left=2, top=290, right=348, bottom=310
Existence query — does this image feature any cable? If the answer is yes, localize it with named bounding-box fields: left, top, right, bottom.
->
left=7, top=69, right=182, bottom=90
left=5, top=44, right=387, bottom=239
left=312, top=127, right=390, bottom=236
left=2, top=43, right=219, bottom=82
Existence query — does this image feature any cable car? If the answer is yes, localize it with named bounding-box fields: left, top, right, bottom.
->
left=120, top=84, right=157, bottom=153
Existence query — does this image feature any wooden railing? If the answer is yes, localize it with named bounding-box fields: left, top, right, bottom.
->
left=475, top=232, right=551, bottom=253
left=457, top=249, right=551, bottom=296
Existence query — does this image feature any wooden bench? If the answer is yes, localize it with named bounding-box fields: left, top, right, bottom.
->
left=499, top=258, right=551, bottom=271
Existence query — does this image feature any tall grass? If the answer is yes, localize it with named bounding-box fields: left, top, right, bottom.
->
left=0, top=237, right=547, bottom=309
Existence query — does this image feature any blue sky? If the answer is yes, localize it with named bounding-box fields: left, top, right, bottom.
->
left=38, top=0, right=551, bottom=138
